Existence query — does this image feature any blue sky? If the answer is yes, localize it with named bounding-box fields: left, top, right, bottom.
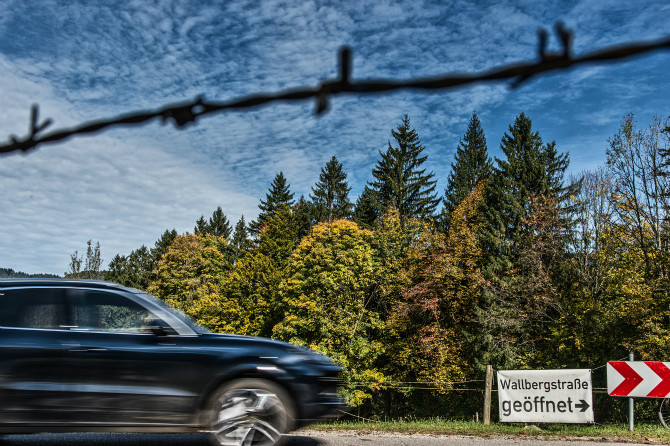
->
left=1, top=0, right=669, bottom=275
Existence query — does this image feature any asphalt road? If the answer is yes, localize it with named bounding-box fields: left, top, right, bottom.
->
left=0, top=431, right=656, bottom=446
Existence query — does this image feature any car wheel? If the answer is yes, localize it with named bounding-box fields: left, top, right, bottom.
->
left=208, top=378, right=295, bottom=446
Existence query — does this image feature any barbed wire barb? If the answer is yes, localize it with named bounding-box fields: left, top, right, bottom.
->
left=2, top=24, right=669, bottom=156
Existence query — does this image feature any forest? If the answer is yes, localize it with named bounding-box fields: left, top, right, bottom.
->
left=64, top=111, right=670, bottom=420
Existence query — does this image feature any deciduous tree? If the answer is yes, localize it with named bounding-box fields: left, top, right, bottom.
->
left=148, top=233, right=234, bottom=332
left=274, top=220, right=387, bottom=405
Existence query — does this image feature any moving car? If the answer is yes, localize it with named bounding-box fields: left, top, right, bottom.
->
left=0, top=279, right=344, bottom=446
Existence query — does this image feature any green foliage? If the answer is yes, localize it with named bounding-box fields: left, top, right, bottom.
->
left=221, top=205, right=304, bottom=337
left=441, top=111, right=492, bottom=231
left=231, top=215, right=253, bottom=260
left=148, top=233, right=235, bottom=332
left=105, top=245, right=153, bottom=289
left=353, top=186, right=380, bottom=230
left=250, top=172, right=295, bottom=234
left=0, top=268, right=59, bottom=278
left=195, top=207, right=232, bottom=238
left=66, top=240, right=103, bottom=279
left=311, top=155, right=353, bottom=222
left=369, top=114, right=440, bottom=221
left=73, top=110, right=670, bottom=422
left=274, top=220, right=388, bottom=406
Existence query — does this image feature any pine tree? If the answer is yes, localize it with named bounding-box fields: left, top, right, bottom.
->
left=310, top=155, right=353, bottom=222
left=368, top=114, right=439, bottom=221
left=250, top=172, right=295, bottom=234
left=441, top=111, right=492, bottom=231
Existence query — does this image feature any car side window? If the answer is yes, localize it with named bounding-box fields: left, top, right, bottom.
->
left=69, top=290, right=174, bottom=334
left=0, top=288, right=68, bottom=329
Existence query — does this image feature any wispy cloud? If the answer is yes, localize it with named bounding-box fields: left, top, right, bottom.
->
left=1, top=0, right=668, bottom=274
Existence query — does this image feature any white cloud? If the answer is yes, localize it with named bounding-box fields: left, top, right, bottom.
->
left=1, top=0, right=668, bottom=274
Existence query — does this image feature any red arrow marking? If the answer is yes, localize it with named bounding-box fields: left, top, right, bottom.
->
left=647, top=362, right=670, bottom=397
left=609, top=361, right=643, bottom=396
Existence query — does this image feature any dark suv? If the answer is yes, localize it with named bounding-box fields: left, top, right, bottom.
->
left=0, top=279, right=343, bottom=446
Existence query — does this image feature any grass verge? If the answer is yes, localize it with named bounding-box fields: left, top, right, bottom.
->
left=307, top=419, right=670, bottom=443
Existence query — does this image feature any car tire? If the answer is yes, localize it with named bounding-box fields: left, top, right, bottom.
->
left=208, top=378, right=295, bottom=446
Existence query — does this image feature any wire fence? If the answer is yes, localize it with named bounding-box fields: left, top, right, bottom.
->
left=2, top=24, right=669, bottom=155
left=339, top=356, right=638, bottom=422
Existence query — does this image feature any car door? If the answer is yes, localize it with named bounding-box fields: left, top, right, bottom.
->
left=59, top=287, right=206, bottom=425
left=0, top=286, right=70, bottom=423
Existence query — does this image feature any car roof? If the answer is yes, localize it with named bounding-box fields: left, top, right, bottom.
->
left=0, top=278, right=137, bottom=292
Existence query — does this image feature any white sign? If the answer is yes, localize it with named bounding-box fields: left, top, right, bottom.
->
left=497, top=369, right=594, bottom=423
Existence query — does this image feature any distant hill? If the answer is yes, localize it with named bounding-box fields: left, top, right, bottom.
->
left=0, top=268, right=60, bottom=279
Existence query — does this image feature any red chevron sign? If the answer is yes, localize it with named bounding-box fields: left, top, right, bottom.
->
left=607, top=361, right=670, bottom=398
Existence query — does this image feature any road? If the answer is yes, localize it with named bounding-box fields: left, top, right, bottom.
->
left=0, top=431, right=656, bottom=446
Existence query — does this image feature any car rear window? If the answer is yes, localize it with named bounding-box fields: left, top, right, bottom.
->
left=0, top=287, right=68, bottom=329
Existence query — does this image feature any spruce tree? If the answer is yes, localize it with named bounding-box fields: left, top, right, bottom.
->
left=293, top=195, right=317, bottom=239
left=250, top=172, right=295, bottom=234
left=483, top=112, right=570, bottom=260
left=310, top=155, right=353, bottom=222
left=368, top=114, right=439, bottom=221
left=194, top=216, right=208, bottom=234
left=153, top=229, right=178, bottom=263
left=208, top=206, right=232, bottom=238
left=478, top=113, right=572, bottom=369
left=231, top=215, right=253, bottom=259
left=353, top=186, right=380, bottom=230
left=441, top=111, right=492, bottom=231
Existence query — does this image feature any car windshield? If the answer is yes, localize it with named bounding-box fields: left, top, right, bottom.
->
left=133, top=291, right=211, bottom=334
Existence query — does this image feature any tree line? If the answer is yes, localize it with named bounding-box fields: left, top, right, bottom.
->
left=65, top=111, right=670, bottom=419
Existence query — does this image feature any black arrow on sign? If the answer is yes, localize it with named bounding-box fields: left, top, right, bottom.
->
left=575, top=400, right=590, bottom=412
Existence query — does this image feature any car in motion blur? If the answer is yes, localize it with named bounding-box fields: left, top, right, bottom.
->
left=0, top=279, right=344, bottom=446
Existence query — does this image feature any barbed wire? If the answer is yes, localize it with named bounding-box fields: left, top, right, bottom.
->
left=2, top=23, right=669, bottom=156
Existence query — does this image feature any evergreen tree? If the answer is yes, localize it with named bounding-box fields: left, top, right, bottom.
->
left=483, top=112, right=570, bottom=262
left=441, top=111, right=492, bottom=231
left=153, top=229, right=178, bottom=264
left=231, top=215, right=253, bottom=259
left=105, top=229, right=177, bottom=290
left=368, top=114, right=439, bottom=221
left=478, top=112, right=571, bottom=369
left=194, top=216, right=208, bottom=234
left=105, top=245, right=153, bottom=290
left=310, top=155, right=353, bottom=222
left=208, top=206, right=232, bottom=238
left=293, top=195, right=317, bottom=240
left=353, top=186, right=381, bottom=230
left=250, top=172, right=295, bottom=234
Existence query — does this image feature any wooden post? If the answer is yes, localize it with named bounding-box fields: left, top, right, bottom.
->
left=484, top=365, right=493, bottom=425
